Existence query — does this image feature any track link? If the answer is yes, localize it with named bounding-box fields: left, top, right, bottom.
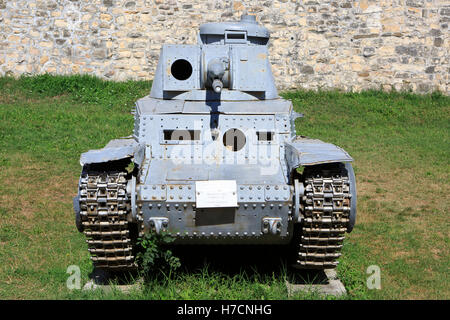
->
left=294, top=164, right=351, bottom=269
left=79, top=167, right=137, bottom=270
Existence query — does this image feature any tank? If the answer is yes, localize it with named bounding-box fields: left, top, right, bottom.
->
left=73, top=15, right=357, bottom=271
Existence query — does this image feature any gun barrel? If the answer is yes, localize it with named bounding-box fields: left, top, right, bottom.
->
left=207, top=58, right=227, bottom=92
left=212, top=79, right=223, bottom=93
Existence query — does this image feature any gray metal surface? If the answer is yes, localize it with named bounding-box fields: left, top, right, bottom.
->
left=136, top=97, right=291, bottom=115
left=284, top=137, right=353, bottom=173
left=149, top=15, right=278, bottom=100
left=199, top=15, right=270, bottom=44
left=80, top=138, right=144, bottom=166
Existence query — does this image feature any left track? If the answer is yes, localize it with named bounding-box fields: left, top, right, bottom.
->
left=78, top=167, right=136, bottom=270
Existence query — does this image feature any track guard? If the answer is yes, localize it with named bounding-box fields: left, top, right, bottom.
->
left=80, top=138, right=145, bottom=167
left=285, top=137, right=357, bottom=232
left=285, top=137, right=353, bottom=174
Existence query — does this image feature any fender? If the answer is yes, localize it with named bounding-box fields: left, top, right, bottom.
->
left=80, top=138, right=145, bottom=167
left=285, top=137, right=357, bottom=232
left=285, top=137, right=353, bottom=172
left=76, top=138, right=145, bottom=231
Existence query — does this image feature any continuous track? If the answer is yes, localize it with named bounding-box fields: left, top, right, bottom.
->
left=293, top=164, right=351, bottom=269
left=78, top=167, right=137, bottom=270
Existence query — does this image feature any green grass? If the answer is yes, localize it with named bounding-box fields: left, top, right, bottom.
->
left=0, top=75, right=448, bottom=299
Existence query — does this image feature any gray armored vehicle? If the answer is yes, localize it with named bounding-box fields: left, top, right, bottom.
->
left=73, top=15, right=356, bottom=271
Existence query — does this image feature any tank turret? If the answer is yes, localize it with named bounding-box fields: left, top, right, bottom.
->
left=149, top=14, right=278, bottom=100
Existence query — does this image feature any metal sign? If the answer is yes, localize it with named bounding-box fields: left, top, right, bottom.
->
left=195, top=180, right=238, bottom=208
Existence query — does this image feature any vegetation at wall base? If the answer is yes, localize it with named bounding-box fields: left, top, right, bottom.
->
left=0, top=75, right=448, bottom=299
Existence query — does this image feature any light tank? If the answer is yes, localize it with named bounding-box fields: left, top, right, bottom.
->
left=73, top=15, right=357, bottom=271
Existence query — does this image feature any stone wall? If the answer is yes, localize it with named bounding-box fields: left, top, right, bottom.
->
left=0, top=0, right=448, bottom=93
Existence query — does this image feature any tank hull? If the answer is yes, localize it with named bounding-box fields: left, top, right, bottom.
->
left=73, top=15, right=357, bottom=271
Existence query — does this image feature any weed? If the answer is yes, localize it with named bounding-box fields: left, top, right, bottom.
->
left=135, top=232, right=181, bottom=279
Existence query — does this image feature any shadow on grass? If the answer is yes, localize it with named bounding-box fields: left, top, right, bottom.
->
left=90, top=244, right=330, bottom=287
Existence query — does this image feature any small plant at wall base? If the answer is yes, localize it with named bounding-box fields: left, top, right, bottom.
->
left=135, top=231, right=181, bottom=279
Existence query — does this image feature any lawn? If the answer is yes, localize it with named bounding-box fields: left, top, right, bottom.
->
left=0, top=75, right=448, bottom=299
